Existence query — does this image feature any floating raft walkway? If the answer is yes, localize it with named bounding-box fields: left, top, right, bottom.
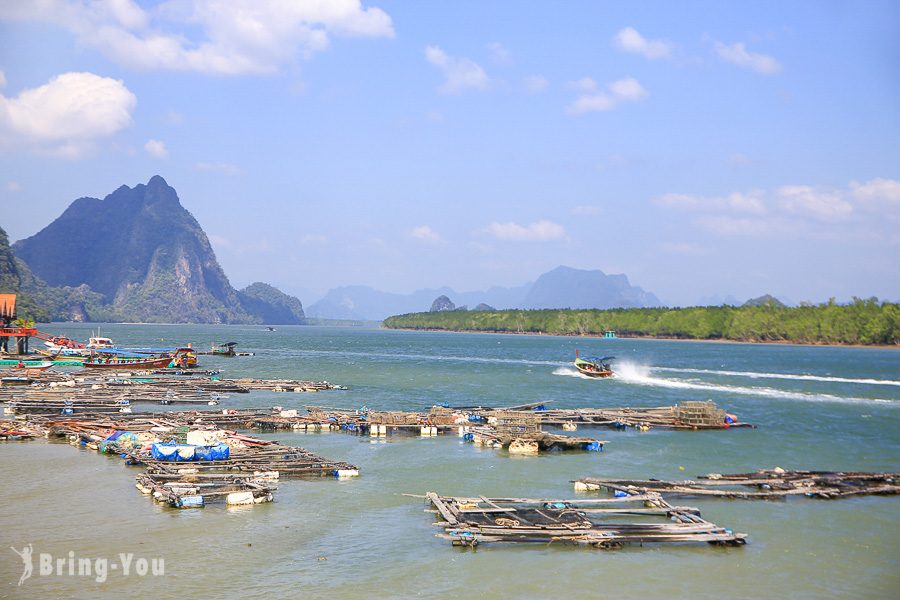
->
left=574, top=469, right=900, bottom=499
left=415, top=492, right=747, bottom=549
left=0, top=372, right=345, bottom=415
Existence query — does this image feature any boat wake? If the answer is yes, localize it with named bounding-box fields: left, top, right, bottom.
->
left=614, top=362, right=896, bottom=406
left=652, top=367, right=900, bottom=387
left=294, top=348, right=564, bottom=367
left=552, top=367, right=598, bottom=380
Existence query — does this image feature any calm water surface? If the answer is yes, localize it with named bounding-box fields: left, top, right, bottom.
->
left=1, top=324, right=898, bottom=599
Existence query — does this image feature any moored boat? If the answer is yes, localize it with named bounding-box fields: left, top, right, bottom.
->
left=573, top=350, right=615, bottom=378
left=83, top=356, right=173, bottom=369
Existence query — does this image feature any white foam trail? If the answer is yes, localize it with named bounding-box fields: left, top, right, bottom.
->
left=553, top=367, right=596, bottom=380
left=653, top=367, right=900, bottom=387
left=292, top=348, right=565, bottom=367
left=615, top=362, right=895, bottom=406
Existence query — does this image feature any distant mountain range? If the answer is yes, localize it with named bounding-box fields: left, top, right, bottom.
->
left=5, top=176, right=304, bottom=324
left=307, top=265, right=662, bottom=321
left=3, top=175, right=799, bottom=325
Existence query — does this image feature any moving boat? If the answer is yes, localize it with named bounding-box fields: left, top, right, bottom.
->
left=574, top=350, right=615, bottom=378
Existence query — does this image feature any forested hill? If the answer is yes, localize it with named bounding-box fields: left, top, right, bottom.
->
left=383, top=299, right=899, bottom=346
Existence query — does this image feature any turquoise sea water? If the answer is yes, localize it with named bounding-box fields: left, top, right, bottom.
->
left=1, top=324, right=898, bottom=599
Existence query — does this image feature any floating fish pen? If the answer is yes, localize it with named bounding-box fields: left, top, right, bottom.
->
left=130, top=441, right=359, bottom=478
left=229, top=379, right=344, bottom=393
left=20, top=412, right=360, bottom=509
left=574, top=469, right=900, bottom=499
left=523, top=400, right=750, bottom=431
left=135, top=472, right=276, bottom=508
left=1, top=386, right=219, bottom=415
left=461, top=427, right=608, bottom=454
left=416, top=492, right=747, bottom=549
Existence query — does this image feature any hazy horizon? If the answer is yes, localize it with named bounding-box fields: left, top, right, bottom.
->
left=2, top=2, right=898, bottom=307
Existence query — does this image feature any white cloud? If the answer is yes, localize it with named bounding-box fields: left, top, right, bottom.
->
left=0, top=0, right=394, bottom=75
left=486, top=220, right=566, bottom=242
left=411, top=225, right=441, bottom=242
left=164, top=110, right=185, bottom=125
left=714, top=41, right=782, bottom=75
left=777, top=185, right=851, bottom=221
left=657, top=178, right=900, bottom=237
left=728, top=153, right=753, bottom=166
left=654, top=191, right=766, bottom=214
left=655, top=193, right=706, bottom=210
left=697, top=216, right=789, bottom=236
left=608, top=77, right=647, bottom=101
left=725, top=192, right=766, bottom=214
left=568, top=77, right=598, bottom=93
left=7, top=180, right=22, bottom=192
left=571, top=205, right=602, bottom=216
left=523, top=75, right=548, bottom=93
left=0, top=71, right=136, bottom=158
left=194, top=161, right=243, bottom=176
left=144, top=139, right=168, bottom=158
left=486, top=42, right=512, bottom=66
left=613, top=27, right=672, bottom=60
left=661, top=242, right=705, bottom=255
left=425, top=45, right=489, bottom=94
left=566, top=77, right=647, bottom=115
left=298, top=233, right=328, bottom=245
left=207, top=233, right=232, bottom=248
left=851, top=178, right=900, bottom=204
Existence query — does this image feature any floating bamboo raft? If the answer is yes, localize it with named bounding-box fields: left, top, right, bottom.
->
left=574, top=469, right=900, bottom=499
left=416, top=492, right=747, bottom=549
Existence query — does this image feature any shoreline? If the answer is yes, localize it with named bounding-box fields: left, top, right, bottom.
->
left=381, top=326, right=900, bottom=349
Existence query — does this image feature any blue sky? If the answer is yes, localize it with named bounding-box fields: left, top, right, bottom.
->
left=1, top=1, right=898, bottom=306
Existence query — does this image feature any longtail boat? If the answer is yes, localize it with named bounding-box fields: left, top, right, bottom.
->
left=83, top=356, right=173, bottom=369
left=573, top=349, right=615, bottom=378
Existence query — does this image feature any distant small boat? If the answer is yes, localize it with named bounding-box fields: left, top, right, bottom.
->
left=264, top=327, right=276, bottom=332
left=86, top=336, right=115, bottom=349
left=209, top=342, right=237, bottom=356
left=574, top=350, right=615, bottom=378
left=83, top=356, right=173, bottom=369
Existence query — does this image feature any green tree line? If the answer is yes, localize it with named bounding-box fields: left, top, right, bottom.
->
left=383, top=298, right=899, bottom=346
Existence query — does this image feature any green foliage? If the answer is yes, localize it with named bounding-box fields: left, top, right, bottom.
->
left=383, top=299, right=899, bottom=345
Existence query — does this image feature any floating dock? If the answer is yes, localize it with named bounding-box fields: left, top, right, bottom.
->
left=574, top=469, right=900, bottom=499
left=416, top=491, right=747, bottom=549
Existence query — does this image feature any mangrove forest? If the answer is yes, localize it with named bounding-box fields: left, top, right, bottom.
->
left=382, top=298, right=899, bottom=346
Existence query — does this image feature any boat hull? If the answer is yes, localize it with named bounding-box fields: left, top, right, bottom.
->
left=83, top=357, right=173, bottom=369
left=574, top=365, right=614, bottom=378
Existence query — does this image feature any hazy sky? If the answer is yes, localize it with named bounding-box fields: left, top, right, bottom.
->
left=1, top=1, right=898, bottom=306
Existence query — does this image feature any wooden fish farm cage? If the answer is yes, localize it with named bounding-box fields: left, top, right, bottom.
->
left=574, top=469, right=900, bottom=499
left=0, top=371, right=346, bottom=416
left=524, top=401, right=750, bottom=431
left=5, top=412, right=359, bottom=509
left=415, top=491, right=747, bottom=549
left=135, top=472, right=276, bottom=508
